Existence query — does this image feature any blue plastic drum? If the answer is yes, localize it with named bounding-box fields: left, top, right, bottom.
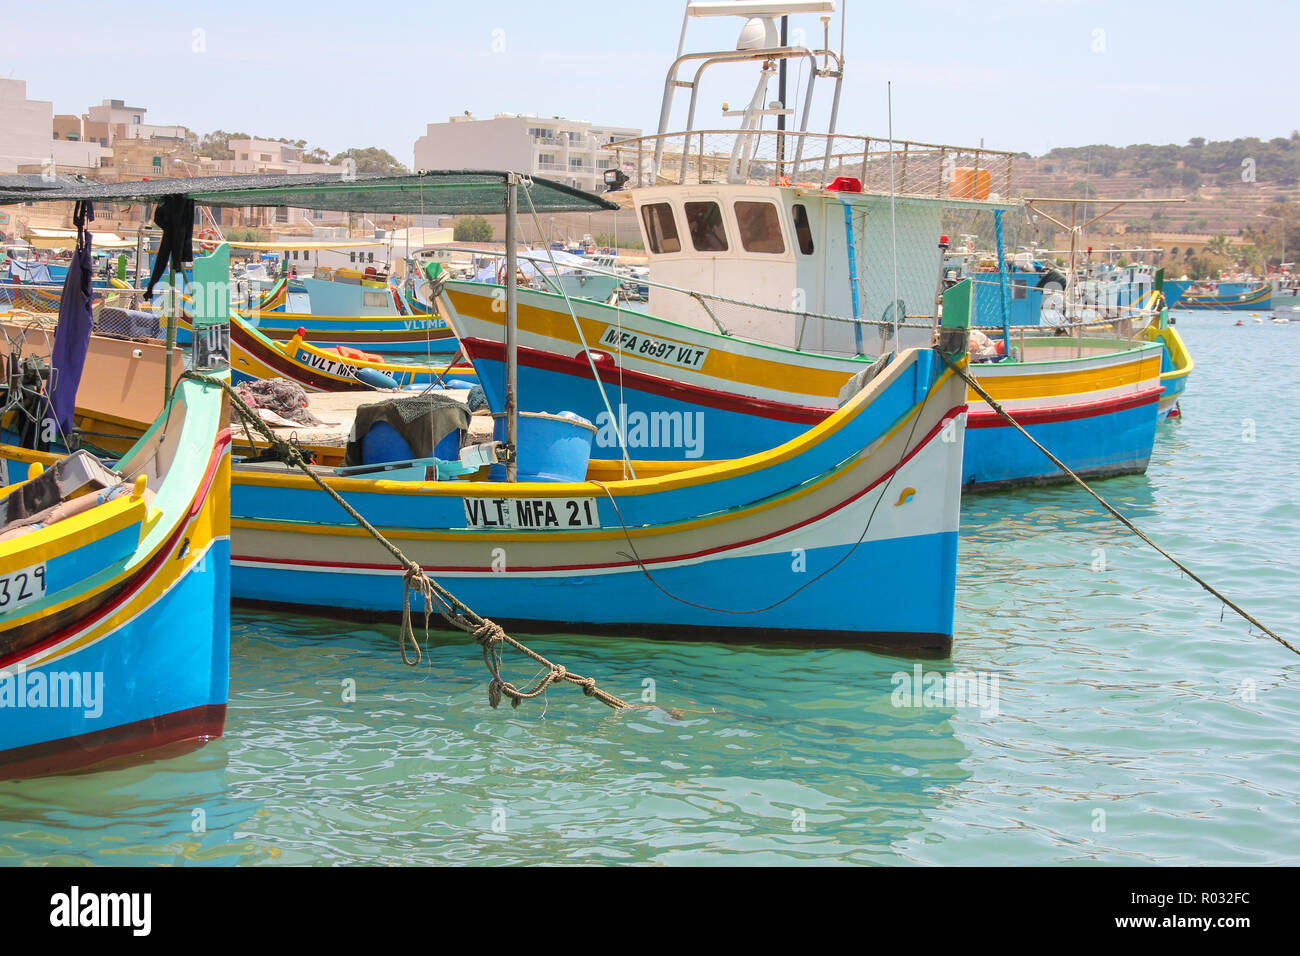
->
left=491, top=411, right=596, bottom=482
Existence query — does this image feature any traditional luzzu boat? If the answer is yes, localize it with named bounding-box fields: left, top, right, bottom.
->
left=143, top=168, right=970, bottom=654
left=438, top=1, right=1172, bottom=491
left=1164, top=279, right=1270, bottom=311
left=232, top=281, right=974, bottom=654
left=0, top=168, right=973, bottom=659
left=0, top=196, right=232, bottom=780
left=181, top=311, right=476, bottom=391
left=235, top=306, right=458, bottom=355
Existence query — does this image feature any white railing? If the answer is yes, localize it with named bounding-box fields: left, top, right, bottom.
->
left=609, top=130, right=1016, bottom=200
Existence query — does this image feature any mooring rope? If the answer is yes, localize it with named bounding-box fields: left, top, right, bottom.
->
left=940, top=354, right=1297, bottom=657
left=182, top=370, right=628, bottom=710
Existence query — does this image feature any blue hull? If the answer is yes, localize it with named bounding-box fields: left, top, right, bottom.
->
left=232, top=533, right=957, bottom=645
left=471, top=355, right=1158, bottom=488
left=0, top=538, right=229, bottom=759
left=961, top=401, right=1158, bottom=489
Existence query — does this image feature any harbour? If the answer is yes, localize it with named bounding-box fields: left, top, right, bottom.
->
left=0, top=0, right=1297, bottom=902
left=2, top=310, right=1296, bottom=866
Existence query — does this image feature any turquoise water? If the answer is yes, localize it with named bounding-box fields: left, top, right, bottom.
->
left=2, top=312, right=1298, bottom=866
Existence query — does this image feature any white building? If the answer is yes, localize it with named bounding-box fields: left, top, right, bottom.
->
left=0, top=79, right=104, bottom=173
left=220, top=139, right=349, bottom=228
left=413, top=113, right=640, bottom=193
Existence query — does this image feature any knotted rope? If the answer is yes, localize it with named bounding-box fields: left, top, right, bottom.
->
left=183, top=370, right=629, bottom=709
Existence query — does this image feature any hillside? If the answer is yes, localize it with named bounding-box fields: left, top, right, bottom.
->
left=1011, top=134, right=1300, bottom=243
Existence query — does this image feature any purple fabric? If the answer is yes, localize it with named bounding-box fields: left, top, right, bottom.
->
left=48, top=201, right=94, bottom=435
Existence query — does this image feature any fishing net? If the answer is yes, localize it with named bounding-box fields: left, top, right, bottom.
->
left=236, top=378, right=322, bottom=426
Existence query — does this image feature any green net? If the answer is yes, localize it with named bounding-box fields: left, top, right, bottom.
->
left=0, top=171, right=618, bottom=215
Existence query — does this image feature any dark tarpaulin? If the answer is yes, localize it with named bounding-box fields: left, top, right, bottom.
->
left=48, top=201, right=95, bottom=438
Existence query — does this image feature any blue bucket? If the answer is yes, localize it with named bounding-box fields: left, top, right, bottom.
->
left=491, top=411, right=595, bottom=482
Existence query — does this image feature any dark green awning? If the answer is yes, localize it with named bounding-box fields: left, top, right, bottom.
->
left=0, top=170, right=619, bottom=214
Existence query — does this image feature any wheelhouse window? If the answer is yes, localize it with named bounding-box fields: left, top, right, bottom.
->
left=641, top=202, right=681, bottom=254
left=684, top=201, right=728, bottom=252
left=791, top=203, right=815, bottom=255
left=735, top=201, right=785, bottom=254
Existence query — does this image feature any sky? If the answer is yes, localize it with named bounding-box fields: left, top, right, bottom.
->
left=3, top=0, right=1297, bottom=164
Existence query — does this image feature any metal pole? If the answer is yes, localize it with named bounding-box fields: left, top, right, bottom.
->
left=777, top=15, right=788, bottom=177
left=996, top=209, right=1012, bottom=358
left=505, top=174, right=519, bottom=482
left=164, top=264, right=177, bottom=407
left=133, top=214, right=146, bottom=291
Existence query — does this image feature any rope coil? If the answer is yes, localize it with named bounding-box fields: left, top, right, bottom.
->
left=183, top=370, right=629, bottom=710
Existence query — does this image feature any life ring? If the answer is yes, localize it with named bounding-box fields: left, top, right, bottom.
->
left=495, top=261, right=530, bottom=288
left=197, top=227, right=221, bottom=253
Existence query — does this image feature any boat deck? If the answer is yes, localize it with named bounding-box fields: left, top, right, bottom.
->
left=236, top=388, right=493, bottom=467
left=1018, top=340, right=1148, bottom=360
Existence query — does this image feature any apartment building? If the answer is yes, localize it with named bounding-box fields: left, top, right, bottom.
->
left=413, top=113, right=640, bottom=193
left=0, top=78, right=104, bottom=173
left=221, top=138, right=349, bottom=229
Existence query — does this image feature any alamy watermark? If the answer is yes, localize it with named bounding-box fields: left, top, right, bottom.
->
left=594, top=404, right=705, bottom=459
left=0, top=663, right=104, bottom=718
left=891, top=664, right=1000, bottom=717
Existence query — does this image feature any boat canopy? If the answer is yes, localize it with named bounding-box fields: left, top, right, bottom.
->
left=225, top=239, right=391, bottom=252
left=0, top=170, right=620, bottom=215
left=23, top=227, right=138, bottom=250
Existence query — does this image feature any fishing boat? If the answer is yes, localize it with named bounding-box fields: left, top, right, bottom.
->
left=232, top=280, right=973, bottom=654
left=236, top=307, right=458, bottom=355
left=0, top=375, right=231, bottom=780
left=437, top=1, right=1168, bottom=491
left=178, top=311, right=476, bottom=391
left=1269, top=276, right=1299, bottom=313
left=1165, top=280, right=1271, bottom=310
left=301, top=268, right=403, bottom=317
left=0, top=203, right=231, bottom=780
left=3, top=168, right=972, bottom=657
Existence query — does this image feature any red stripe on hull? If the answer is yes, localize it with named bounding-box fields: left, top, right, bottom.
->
left=0, top=431, right=231, bottom=671
left=966, top=385, right=1163, bottom=428
left=234, top=404, right=968, bottom=576
left=462, top=336, right=833, bottom=424
left=465, top=333, right=1161, bottom=435
left=0, top=704, right=226, bottom=781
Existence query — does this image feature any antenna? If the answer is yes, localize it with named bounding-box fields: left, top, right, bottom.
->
left=887, top=81, right=899, bottom=346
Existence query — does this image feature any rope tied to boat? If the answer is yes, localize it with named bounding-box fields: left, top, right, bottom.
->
left=469, top=619, right=626, bottom=710
left=939, top=353, right=1297, bottom=658
left=182, top=370, right=629, bottom=710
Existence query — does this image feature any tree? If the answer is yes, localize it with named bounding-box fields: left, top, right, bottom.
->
left=331, top=147, right=409, bottom=175
left=1205, top=233, right=1232, bottom=258
left=225, top=227, right=268, bottom=242
left=454, top=216, right=493, bottom=242
left=197, top=130, right=247, bottom=160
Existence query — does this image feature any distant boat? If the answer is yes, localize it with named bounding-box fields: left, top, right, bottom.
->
left=1165, top=280, right=1270, bottom=311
